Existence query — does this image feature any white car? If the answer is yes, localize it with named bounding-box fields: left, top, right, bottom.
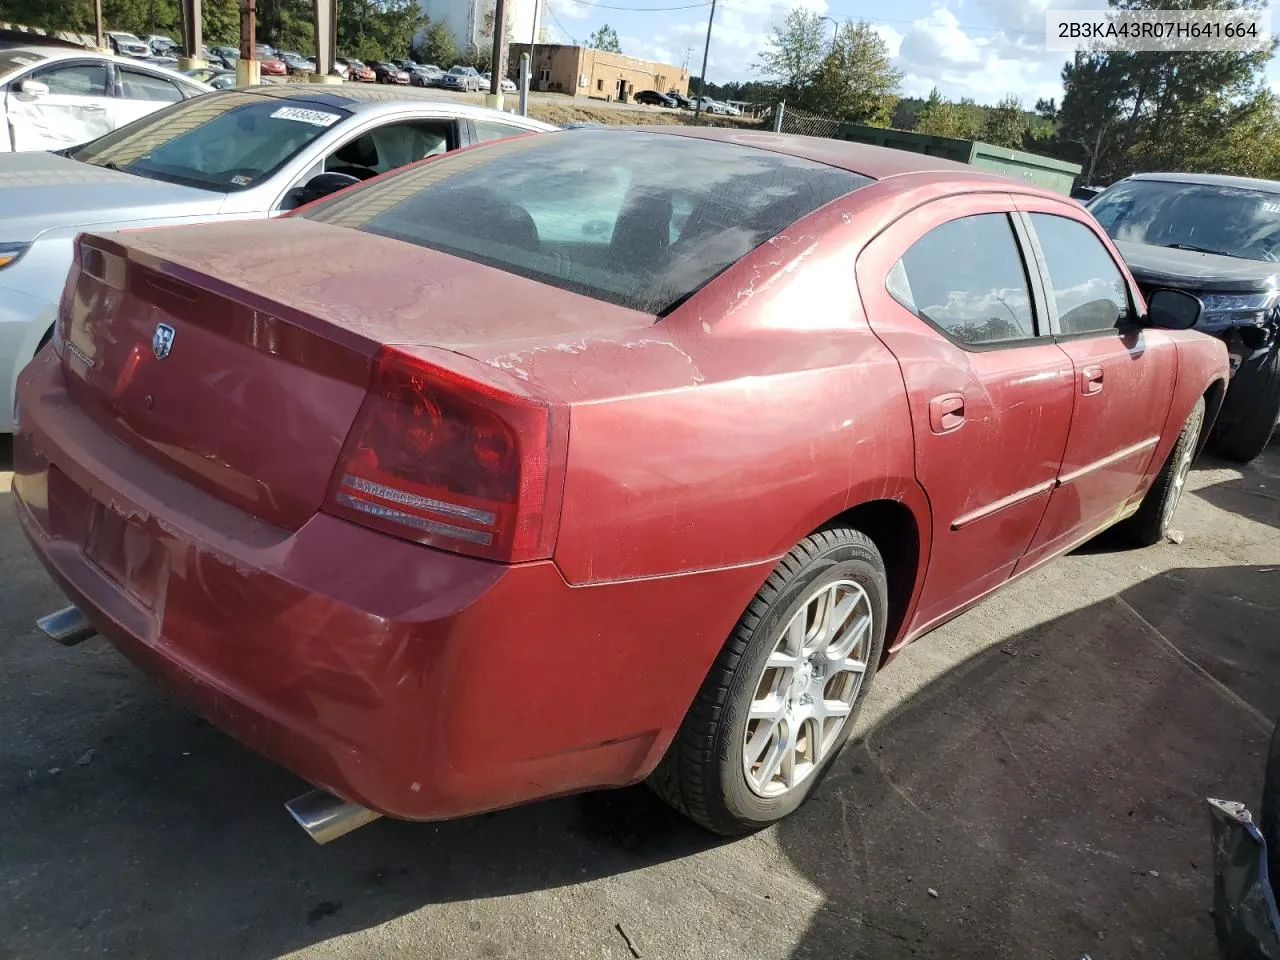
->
left=0, top=45, right=210, bottom=153
left=0, top=85, right=555, bottom=433
left=105, top=32, right=151, bottom=58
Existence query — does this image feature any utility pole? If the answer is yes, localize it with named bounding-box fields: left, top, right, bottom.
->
left=528, top=0, right=540, bottom=90
left=488, top=0, right=509, bottom=109
left=237, top=0, right=260, bottom=85
left=93, top=0, right=103, bottom=50
left=692, top=0, right=715, bottom=125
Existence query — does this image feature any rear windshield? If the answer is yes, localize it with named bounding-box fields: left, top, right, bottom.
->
left=68, top=92, right=351, bottom=192
left=0, top=51, right=48, bottom=78
left=302, top=130, right=868, bottom=314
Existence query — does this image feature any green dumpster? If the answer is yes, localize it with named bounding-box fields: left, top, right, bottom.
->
left=827, top=124, right=1082, bottom=196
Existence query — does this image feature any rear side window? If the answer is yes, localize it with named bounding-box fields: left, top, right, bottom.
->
left=118, top=68, right=184, bottom=103
left=1030, top=213, right=1130, bottom=335
left=888, top=213, right=1036, bottom=346
left=474, top=119, right=531, bottom=143
left=302, top=130, right=869, bottom=314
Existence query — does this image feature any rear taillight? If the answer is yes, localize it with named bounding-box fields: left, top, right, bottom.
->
left=324, top=346, right=567, bottom=563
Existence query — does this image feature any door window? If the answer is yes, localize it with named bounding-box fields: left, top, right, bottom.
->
left=322, top=120, right=455, bottom=180
left=1029, top=213, right=1130, bottom=335
left=888, top=213, right=1037, bottom=346
left=118, top=68, right=184, bottom=103
left=474, top=119, right=531, bottom=143
left=31, top=62, right=109, bottom=96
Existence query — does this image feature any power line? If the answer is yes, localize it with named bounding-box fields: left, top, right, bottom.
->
left=545, top=2, right=577, bottom=43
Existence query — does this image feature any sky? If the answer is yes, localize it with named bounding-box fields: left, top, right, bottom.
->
left=539, top=0, right=1280, bottom=107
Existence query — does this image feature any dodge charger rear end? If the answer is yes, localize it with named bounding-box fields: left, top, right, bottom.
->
left=11, top=129, right=1227, bottom=840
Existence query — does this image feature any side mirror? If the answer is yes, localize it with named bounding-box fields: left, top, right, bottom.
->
left=17, top=78, right=49, bottom=97
left=285, top=171, right=360, bottom=209
left=1146, top=288, right=1202, bottom=330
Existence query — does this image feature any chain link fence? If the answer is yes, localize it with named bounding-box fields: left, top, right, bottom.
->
left=771, top=103, right=847, bottom=139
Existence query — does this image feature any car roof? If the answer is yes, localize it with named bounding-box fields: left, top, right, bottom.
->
left=1124, top=171, right=1280, bottom=194
left=624, top=126, right=1019, bottom=184
left=206, top=85, right=559, bottom=127
left=3, top=43, right=208, bottom=77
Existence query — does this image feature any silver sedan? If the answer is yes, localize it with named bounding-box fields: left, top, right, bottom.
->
left=0, top=85, right=556, bottom=432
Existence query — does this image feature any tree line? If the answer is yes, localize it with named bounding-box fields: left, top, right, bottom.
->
left=0, top=0, right=503, bottom=67
left=724, top=0, right=1280, bottom=184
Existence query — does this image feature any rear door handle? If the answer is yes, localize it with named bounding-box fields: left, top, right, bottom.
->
left=928, top=393, right=965, bottom=433
left=1081, top=365, right=1104, bottom=396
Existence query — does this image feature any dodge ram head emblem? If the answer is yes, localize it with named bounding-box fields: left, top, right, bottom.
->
left=152, top=323, right=175, bottom=360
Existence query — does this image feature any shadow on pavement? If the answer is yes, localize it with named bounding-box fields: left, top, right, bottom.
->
left=776, top=562, right=1279, bottom=959
left=1, top=474, right=1277, bottom=957
left=1193, top=442, right=1280, bottom=532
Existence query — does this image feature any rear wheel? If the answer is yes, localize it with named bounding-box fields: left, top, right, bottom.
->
left=648, top=527, right=887, bottom=835
left=1122, top=396, right=1204, bottom=546
left=1209, top=346, right=1280, bottom=463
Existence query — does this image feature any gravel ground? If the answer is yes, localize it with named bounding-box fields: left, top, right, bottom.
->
left=0, top=435, right=1277, bottom=960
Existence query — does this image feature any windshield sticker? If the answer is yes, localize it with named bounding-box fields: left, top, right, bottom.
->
left=1264, top=202, right=1280, bottom=214
left=270, top=106, right=341, bottom=127
left=10, top=56, right=36, bottom=65
left=230, top=174, right=253, bottom=186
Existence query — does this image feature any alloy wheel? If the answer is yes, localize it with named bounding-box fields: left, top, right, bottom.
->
left=742, top=579, right=873, bottom=798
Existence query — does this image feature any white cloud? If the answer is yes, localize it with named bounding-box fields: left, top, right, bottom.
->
left=548, top=0, right=592, bottom=23
left=892, top=7, right=1065, bottom=104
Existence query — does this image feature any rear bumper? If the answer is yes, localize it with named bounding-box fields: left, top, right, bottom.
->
left=12, top=351, right=766, bottom=820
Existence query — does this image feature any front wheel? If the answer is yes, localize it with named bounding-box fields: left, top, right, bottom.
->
left=648, top=527, right=887, bottom=835
left=1122, top=396, right=1205, bottom=546
left=1209, top=347, right=1280, bottom=463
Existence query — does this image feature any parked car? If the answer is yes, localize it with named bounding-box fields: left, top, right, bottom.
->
left=1071, top=184, right=1104, bottom=203
left=1089, top=172, right=1280, bottom=461
left=392, top=59, right=417, bottom=71
left=105, top=31, right=150, bottom=58
left=145, top=35, right=176, bottom=56
left=0, top=87, right=554, bottom=435
left=634, top=89, right=676, bottom=107
left=206, top=45, right=238, bottom=68
left=12, top=129, right=1227, bottom=844
left=409, top=64, right=443, bottom=87
left=0, top=46, right=210, bottom=152
left=1209, top=723, right=1280, bottom=958
left=278, top=52, right=315, bottom=76
left=183, top=65, right=236, bottom=89
left=345, top=58, right=376, bottom=82
left=258, top=55, right=288, bottom=77
left=332, top=57, right=352, bottom=80
left=371, top=61, right=409, bottom=84
left=478, top=72, right=516, bottom=93
left=254, top=43, right=276, bottom=59
left=670, top=93, right=694, bottom=109
left=439, top=64, right=483, bottom=91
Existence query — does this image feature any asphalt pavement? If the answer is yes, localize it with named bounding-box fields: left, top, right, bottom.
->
left=0, top=435, right=1277, bottom=959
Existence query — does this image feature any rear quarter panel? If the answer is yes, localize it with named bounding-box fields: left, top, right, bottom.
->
left=485, top=193, right=931, bottom=593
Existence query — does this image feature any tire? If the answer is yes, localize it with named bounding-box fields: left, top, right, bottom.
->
left=1209, top=346, right=1280, bottom=463
left=648, top=527, right=888, bottom=835
left=1121, top=396, right=1205, bottom=546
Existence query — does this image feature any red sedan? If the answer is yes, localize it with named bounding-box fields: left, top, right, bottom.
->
left=12, top=128, right=1227, bottom=841
left=258, top=56, right=288, bottom=77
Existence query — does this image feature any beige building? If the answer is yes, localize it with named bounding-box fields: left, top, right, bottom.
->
left=508, top=43, right=689, bottom=100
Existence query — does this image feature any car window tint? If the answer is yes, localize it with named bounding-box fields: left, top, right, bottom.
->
left=33, top=62, right=109, bottom=96
left=1029, top=213, right=1129, bottom=335
left=474, top=120, right=531, bottom=143
left=890, top=213, right=1036, bottom=345
left=303, top=129, right=868, bottom=315
left=118, top=68, right=183, bottom=102
left=71, top=92, right=351, bottom=192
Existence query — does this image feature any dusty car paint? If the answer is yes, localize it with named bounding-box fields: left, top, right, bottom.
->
left=11, top=129, right=1231, bottom=825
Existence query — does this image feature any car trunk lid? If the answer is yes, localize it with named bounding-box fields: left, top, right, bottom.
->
left=59, top=219, right=652, bottom=530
